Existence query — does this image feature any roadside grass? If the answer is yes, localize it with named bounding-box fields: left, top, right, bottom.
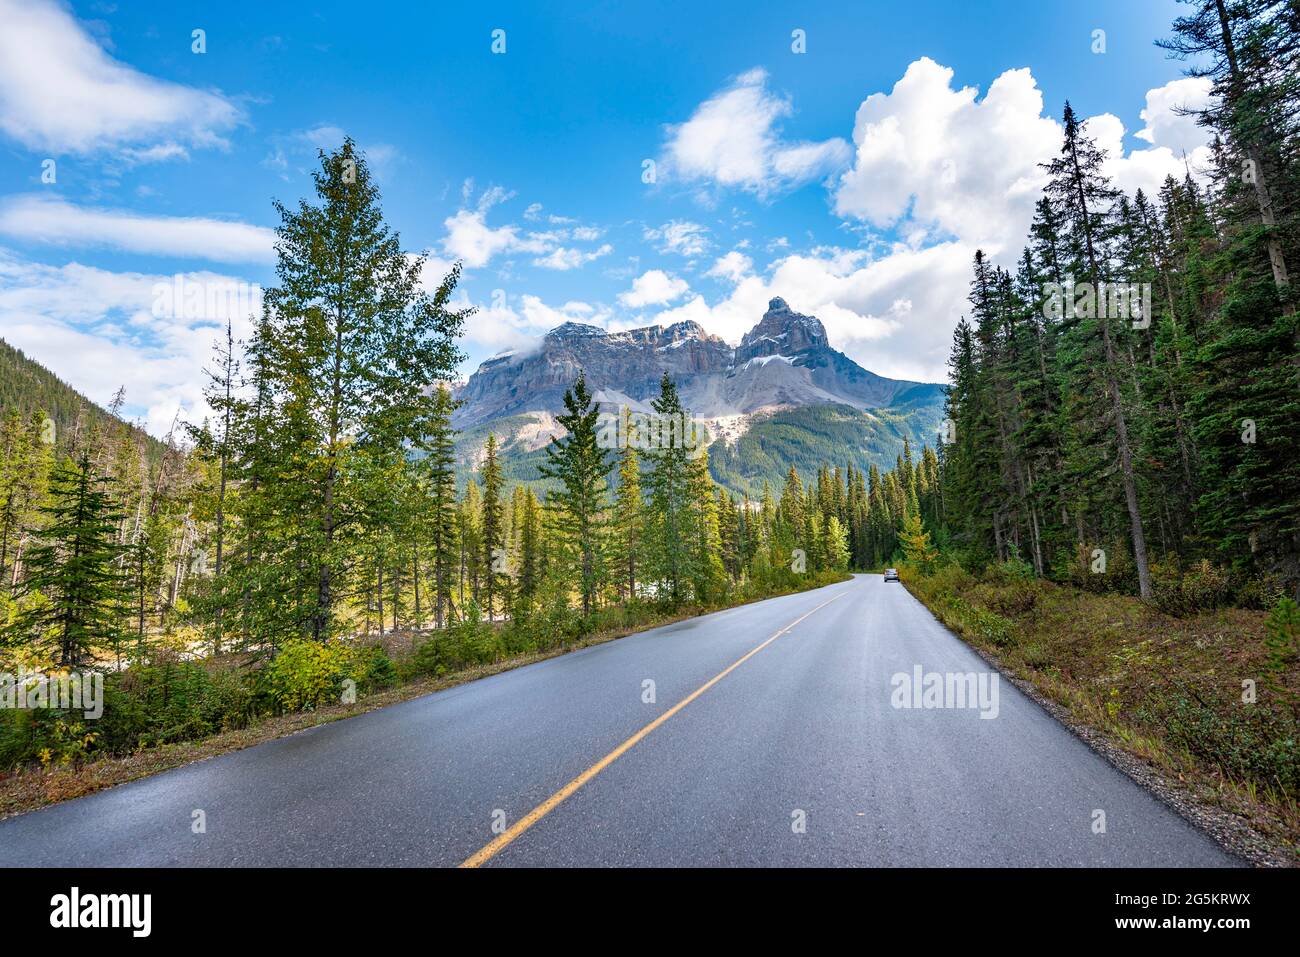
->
left=902, top=562, right=1300, bottom=863
left=0, top=571, right=851, bottom=821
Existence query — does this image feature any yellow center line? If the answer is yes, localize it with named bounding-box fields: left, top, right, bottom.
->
left=459, top=587, right=850, bottom=868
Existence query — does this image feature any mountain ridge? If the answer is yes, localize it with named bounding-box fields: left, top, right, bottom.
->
left=451, top=298, right=949, bottom=494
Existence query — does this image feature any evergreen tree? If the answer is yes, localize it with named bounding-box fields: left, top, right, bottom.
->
left=1043, top=103, right=1154, bottom=597
left=480, top=433, right=505, bottom=620
left=898, top=511, right=939, bottom=570
left=255, top=138, right=468, bottom=639
left=643, top=374, right=697, bottom=603
left=539, top=373, right=610, bottom=617
left=3, top=454, right=129, bottom=667
left=610, top=410, right=643, bottom=602
left=419, top=384, right=459, bottom=628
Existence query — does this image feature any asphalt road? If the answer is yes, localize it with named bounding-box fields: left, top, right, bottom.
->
left=0, top=574, right=1237, bottom=867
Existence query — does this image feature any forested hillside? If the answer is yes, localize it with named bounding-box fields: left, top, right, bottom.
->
left=0, top=338, right=163, bottom=462
left=708, top=402, right=945, bottom=498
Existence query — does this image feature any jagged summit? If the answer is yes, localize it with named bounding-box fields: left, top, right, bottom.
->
left=737, top=297, right=829, bottom=362
left=546, top=321, right=606, bottom=340
left=452, top=298, right=941, bottom=430
left=449, top=297, right=948, bottom=494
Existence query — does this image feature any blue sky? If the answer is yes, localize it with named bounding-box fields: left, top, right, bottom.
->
left=0, top=0, right=1212, bottom=434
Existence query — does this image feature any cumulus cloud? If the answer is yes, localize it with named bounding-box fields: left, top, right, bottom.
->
left=645, top=63, right=1220, bottom=383
left=442, top=208, right=548, bottom=268
left=619, top=269, right=689, bottom=308
left=833, top=58, right=1060, bottom=254
left=0, top=0, right=242, bottom=156
left=0, top=194, right=276, bottom=264
left=1086, top=79, right=1215, bottom=199
left=814, top=59, right=1218, bottom=379
left=647, top=244, right=972, bottom=383
left=833, top=59, right=1216, bottom=257
left=706, top=250, right=753, bottom=283
left=459, top=292, right=612, bottom=357
left=662, top=68, right=850, bottom=196
left=1135, top=77, right=1214, bottom=157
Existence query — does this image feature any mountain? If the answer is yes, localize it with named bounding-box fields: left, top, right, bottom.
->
left=452, top=298, right=948, bottom=495
left=0, top=337, right=165, bottom=460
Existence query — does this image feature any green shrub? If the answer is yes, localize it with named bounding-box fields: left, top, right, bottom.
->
left=360, top=646, right=398, bottom=692
left=971, top=606, right=1014, bottom=646
left=97, top=659, right=256, bottom=753
left=453, top=609, right=501, bottom=666
left=1263, top=597, right=1300, bottom=692
left=1142, top=686, right=1300, bottom=793
left=1152, top=559, right=1234, bottom=617
left=408, top=634, right=448, bottom=678
left=985, top=553, right=1036, bottom=585
left=0, top=708, right=99, bottom=769
left=262, top=639, right=357, bottom=713
left=1020, top=642, right=1052, bottom=669
left=1233, top=573, right=1287, bottom=611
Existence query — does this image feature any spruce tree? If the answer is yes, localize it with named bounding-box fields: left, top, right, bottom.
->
left=539, top=373, right=610, bottom=617
left=480, top=433, right=505, bottom=620
left=610, top=411, right=643, bottom=602
left=643, top=374, right=693, bottom=604
left=3, top=454, right=129, bottom=667
left=257, top=138, right=468, bottom=639
left=419, top=384, right=459, bottom=628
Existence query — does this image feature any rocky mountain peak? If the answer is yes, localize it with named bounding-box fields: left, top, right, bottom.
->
left=661, top=319, right=708, bottom=339
left=546, top=321, right=606, bottom=341
left=736, top=297, right=829, bottom=362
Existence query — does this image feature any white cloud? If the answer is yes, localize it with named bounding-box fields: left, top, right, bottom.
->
left=833, top=58, right=1060, bottom=254
left=646, top=64, right=1219, bottom=384
left=706, top=250, right=753, bottom=283
left=0, top=194, right=276, bottom=264
left=0, top=248, right=259, bottom=435
left=0, top=0, right=242, bottom=155
left=647, top=244, right=972, bottom=382
left=663, top=67, right=850, bottom=196
left=833, top=60, right=1216, bottom=252
left=458, top=292, right=612, bottom=357
left=644, top=220, right=711, bottom=257
left=442, top=187, right=610, bottom=269
left=441, top=207, right=548, bottom=268
left=532, top=243, right=613, bottom=271
left=1087, top=104, right=1213, bottom=200
left=619, top=269, right=689, bottom=308
left=1135, top=77, right=1214, bottom=157
left=120, top=142, right=191, bottom=165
